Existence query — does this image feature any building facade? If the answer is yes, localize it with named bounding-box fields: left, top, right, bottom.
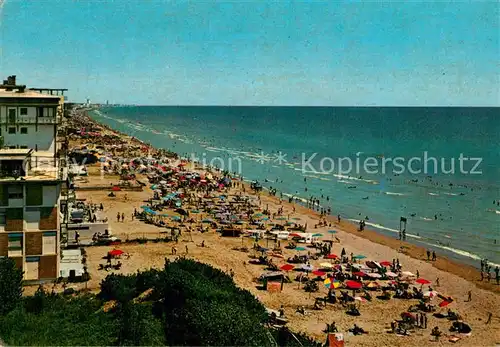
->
left=0, top=76, right=66, bottom=281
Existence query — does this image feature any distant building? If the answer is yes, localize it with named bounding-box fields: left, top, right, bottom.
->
left=0, top=75, right=67, bottom=281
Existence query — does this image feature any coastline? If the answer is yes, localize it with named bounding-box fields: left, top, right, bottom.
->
left=83, top=108, right=499, bottom=295
left=62, top=108, right=500, bottom=345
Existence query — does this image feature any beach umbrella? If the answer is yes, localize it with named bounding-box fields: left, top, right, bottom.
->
left=380, top=261, right=392, bottom=267
left=292, top=217, right=301, bottom=220
left=161, top=213, right=169, bottom=217
left=327, top=230, right=337, bottom=234
left=386, top=271, right=398, bottom=278
left=312, top=233, right=323, bottom=237
left=202, top=218, right=213, bottom=223
left=296, top=264, right=314, bottom=272
left=416, top=278, right=431, bottom=285
left=112, top=186, right=121, bottom=191
left=423, top=290, right=439, bottom=298
left=280, top=264, right=295, bottom=271
left=352, top=271, right=367, bottom=277
left=367, top=273, right=382, bottom=279
left=354, top=296, right=367, bottom=303
left=402, top=271, right=416, bottom=277
left=366, top=281, right=379, bottom=288
left=191, top=209, right=200, bottom=213
left=319, top=262, right=335, bottom=269
left=140, top=205, right=149, bottom=209
left=325, top=254, right=338, bottom=259
left=289, top=233, right=302, bottom=238
left=439, top=300, right=452, bottom=307
left=324, top=278, right=340, bottom=289
left=295, top=246, right=306, bottom=251
left=353, top=255, right=366, bottom=260
left=171, top=216, right=181, bottom=221
left=276, top=217, right=287, bottom=220
left=108, top=249, right=124, bottom=257
left=312, top=270, right=326, bottom=277
left=345, top=280, right=363, bottom=290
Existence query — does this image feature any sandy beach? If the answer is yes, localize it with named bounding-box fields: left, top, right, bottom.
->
left=54, top=110, right=500, bottom=346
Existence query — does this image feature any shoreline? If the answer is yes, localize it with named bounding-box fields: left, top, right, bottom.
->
left=82, top=108, right=499, bottom=295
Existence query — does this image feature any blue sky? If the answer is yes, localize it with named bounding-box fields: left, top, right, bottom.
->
left=0, top=0, right=498, bottom=106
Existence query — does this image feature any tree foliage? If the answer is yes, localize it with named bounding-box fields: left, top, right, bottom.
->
left=0, top=258, right=320, bottom=346
left=0, top=257, right=23, bottom=315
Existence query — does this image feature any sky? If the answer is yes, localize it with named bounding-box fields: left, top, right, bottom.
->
left=0, top=0, right=499, bottom=106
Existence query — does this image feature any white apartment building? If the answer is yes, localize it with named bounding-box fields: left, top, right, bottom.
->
left=0, top=76, right=67, bottom=281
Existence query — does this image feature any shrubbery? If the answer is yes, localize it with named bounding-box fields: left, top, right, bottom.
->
left=0, top=257, right=23, bottom=315
left=0, top=258, right=320, bottom=346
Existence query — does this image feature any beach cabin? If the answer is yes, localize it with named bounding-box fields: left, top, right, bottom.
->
left=246, top=229, right=266, bottom=239
left=291, top=232, right=318, bottom=244
left=269, top=230, right=290, bottom=240
left=258, top=271, right=285, bottom=291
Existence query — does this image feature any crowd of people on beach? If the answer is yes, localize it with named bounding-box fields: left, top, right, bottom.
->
left=67, top=109, right=498, bottom=344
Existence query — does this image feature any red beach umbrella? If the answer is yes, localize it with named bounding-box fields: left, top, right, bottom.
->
left=352, top=271, right=367, bottom=277
left=380, top=261, right=392, bottom=267
left=325, top=254, right=338, bottom=259
left=345, top=280, right=362, bottom=289
left=289, top=233, right=302, bottom=238
left=280, top=264, right=295, bottom=271
left=109, top=249, right=124, bottom=257
left=112, top=186, right=121, bottom=191
left=416, top=278, right=431, bottom=285
left=312, top=270, right=326, bottom=277
left=439, top=300, right=452, bottom=307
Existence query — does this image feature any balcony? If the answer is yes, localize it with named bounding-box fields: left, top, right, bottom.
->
left=1, top=116, right=57, bottom=124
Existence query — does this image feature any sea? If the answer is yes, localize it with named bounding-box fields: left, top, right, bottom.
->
left=90, top=106, right=500, bottom=268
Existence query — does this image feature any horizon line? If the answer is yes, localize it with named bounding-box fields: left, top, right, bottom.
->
left=89, top=104, right=500, bottom=108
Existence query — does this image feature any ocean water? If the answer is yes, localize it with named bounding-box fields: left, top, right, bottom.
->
left=90, top=106, right=500, bottom=267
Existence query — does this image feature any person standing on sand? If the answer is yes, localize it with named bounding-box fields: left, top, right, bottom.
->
left=121, top=213, right=125, bottom=222
left=185, top=245, right=188, bottom=254
left=467, top=291, right=472, bottom=302
left=495, top=266, right=499, bottom=285
left=426, top=250, right=431, bottom=261
left=436, top=277, right=440, bottom=287
left=432, top=251, right=437, bottom=261
left=337, top=214, right=341, bottom=223
left=117, top=212, right=120, bottom=222
left=485, top=312, right=492, bottom=324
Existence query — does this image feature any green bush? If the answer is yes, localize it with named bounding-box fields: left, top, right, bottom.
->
left=0, top=257, right=23, bottom=315
left=0, top=258, right=320, bottom=346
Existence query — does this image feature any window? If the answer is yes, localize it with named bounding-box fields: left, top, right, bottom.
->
left=20, top=145, right=28, bottom=149
left=8, top=127, right=16, bottom=134
left=0, top=213, right=5, bottom=225
left=26, top=185, right=43, bottom=206
left=8, top=185, right=23, bottom=199
left=20, top=127, right=28, bottom=134
left=38, top=107, right=44, bottom=117
left=6, top=208, right=23, bottom=220
left=20, top=108, right=28, bottom=115
left=8, top=109, right=16, bottom=123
